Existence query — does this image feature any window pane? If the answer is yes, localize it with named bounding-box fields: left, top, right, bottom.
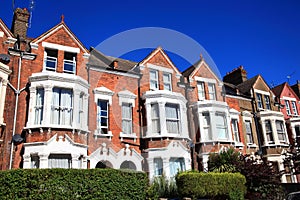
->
left=51, top=88, right=73, bottom=125
left=165, top=104, right=180, bottom=134
left=150, top=70, right=158, bottom=90
left=285, top=100, right=291, bottom=115
left=232, top=119, right=240, bottom=142
left=264, top=95, right=271, bottom=110
left=276, top=121, right=286, bottom=142
left=163, top=73, right=172, bottom=91
left=154, top=158, right=163, bottom=176
left=97, top=100, right=108, bottom=134
left=197, top=82, right=205, bottom=100
left=216, top=113, right=227, bottom=139
left=122, top=103, right=132, bottom=134
left=245, top=121, right=253, bottom=143
left=48, top=154, right=71, bottom=169
left=208, top=83, right=216, bottom=100
left=292, top=101, right=298, bottom=115
left=256, top=93, right=263, bottom=109
left=265, top=120, right=274, bottom=143
left=202, top=112, right=211, bottom=140
left=151, top=103, right=160, bottom=133
left=35, top=88, right=44, bottom=125
left=169, top=158, right=185, bottom=177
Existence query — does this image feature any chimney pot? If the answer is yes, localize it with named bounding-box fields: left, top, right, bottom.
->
left=113, top=60, right=118, bottom=69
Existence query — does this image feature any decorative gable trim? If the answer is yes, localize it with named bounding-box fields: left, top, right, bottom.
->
left=32, top=23, right=88, bottom=54
left=190, top=59, right=222, bottom=84
left=0, top=19, right=13, bottom=38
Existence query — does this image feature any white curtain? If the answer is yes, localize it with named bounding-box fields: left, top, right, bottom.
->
left=61, top=89, right=73, bottom=126
left=122, top=104, right=132, bottom=134
left=169, top=158, right=185, bottom=177
left=202, top=113, right=211, bottom=140
left=35, top=88, right=44, bottom=125
left=216, top=113, right=227, bottom=139
left=51, top=88, right=60, bottom=124
left=165, top=104, right=180, bottom=134
left=48, top=154, right=71, bottom=169
left=151, top=103, right=160, bottom=133
left=154, top=158, right=163, bottom=176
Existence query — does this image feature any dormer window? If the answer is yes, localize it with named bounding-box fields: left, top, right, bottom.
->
left=44, top=48, right=58, bottom=71
left=64, top=52, right=76, bottom=74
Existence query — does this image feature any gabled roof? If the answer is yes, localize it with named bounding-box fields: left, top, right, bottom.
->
left=0, top=19, right=13, bottom=38
left=32, top=21, right=89, bottom=54
left=88, top=47, right=138, bottom=72
left=182, top=58, right=222, bottom=83
left=138, top=46, right=181, bottom=74
left=237, top=75, right=260, bottom=94
left=272, top=82, right=300, bottom=100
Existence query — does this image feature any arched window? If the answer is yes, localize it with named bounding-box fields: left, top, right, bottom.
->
left=95, top=160, right=113, bottom=168
left=120, top=161, right=136, bottom=170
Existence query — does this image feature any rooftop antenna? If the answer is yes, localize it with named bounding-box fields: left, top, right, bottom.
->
left=28, top=0, right=35, bottom=28
left=287, top=71, right=296, bottom=85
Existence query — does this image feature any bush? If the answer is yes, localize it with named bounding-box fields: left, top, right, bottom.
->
left=0, top=168, right=148, bottom=200
left=146, top=175, right=178, bottom=199
left=176, top=171, right=246, bottom=200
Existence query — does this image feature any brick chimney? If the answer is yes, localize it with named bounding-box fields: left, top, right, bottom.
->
left=113, top=60, right=118, bottom=69
left=291, top=80, right=300, bottom=99
left=223, top=66, right=247, bottom=85
left=11, top=8, right=30, bottom=39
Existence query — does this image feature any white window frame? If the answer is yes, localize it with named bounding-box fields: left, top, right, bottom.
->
left=34, top=88, right=44, bottom=125
left=97, top=100, right=109, bottom=135
left=285, top=100, right=291, bottom=115
left=215, top=112, right=228, bottom=139
left=256, top=93, right=263, bottom=109
left=231, top=119, right=240, bottom=142
left=150, top=70, right=159, bottom=90
left=202, top=112, right=212, bottom=141
left=44, top=48, right=58, bottom=71
left=63, top=52, right=77, bottom=74
left=165, top=103, right=181, bottom=134
left=122, top=103, right=133, bottom=135
left=245, top=120, right=254, bottom=144
left=276, top=120, right=287, bottom=143
left=264, top=95, right=271, bottom=110
left=291, top=101, right=298, bottom=115
left=197, top=81, right=205, bottom=100
left=151, top=103, right=160, bottom=134
left=265, top=120, right=274, bottom=144
left=154, top=158, right=163, bottom=176
left=163, top=72, right=172, bottom=91
left=48, top=154, right=72, bottom=169
left=208, top=83, right=216, bottom=100
left=78, top=93, right=84, bottom=125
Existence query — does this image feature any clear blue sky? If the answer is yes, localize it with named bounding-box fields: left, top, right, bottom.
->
left=1, top=0, right=300, bottom=86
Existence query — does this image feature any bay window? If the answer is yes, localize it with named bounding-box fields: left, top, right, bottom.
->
left=216, top=113, right=228, bottom=139
left=276, top=120, right=286, bottom=143
left=165, top=104, right=180, bottom=134
left=97, top=100, right=109, bottom=134
left=35, top=88, right=44, bottom=125
left=245, top=120, right=253, bottom=144
left=51, top=88, right=73, bottom=126
left=151, top=103, right=160, bottom=133
left=265, top=120, right=274, bottom=143
left=48, top=154, right=72, bottom=169
left=122, top=103, right=133, bottom=135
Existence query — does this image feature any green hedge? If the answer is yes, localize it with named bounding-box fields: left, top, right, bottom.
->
left=176, top=171, right=246, bottom=200
left=0, top=168, right=147, bottom=200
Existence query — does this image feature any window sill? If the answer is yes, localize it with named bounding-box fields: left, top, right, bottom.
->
left=94, top=131, right=113, bottom=140
left=24, top=125, right=89, bottom=134
left=120, top=132, right=137, bottom=142
left=234, top=142, right=244, bottom=147
left=247, top=143, right=257, bottom=148
left=143, top=134, right=189, bottom=140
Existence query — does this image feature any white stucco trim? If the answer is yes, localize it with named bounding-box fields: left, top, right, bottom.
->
left=194, top=76, right=217, bottom=84
left=42, top=42, right=80, bottom=53
left=147, top=63, right=174, bottom=74
left=93, top=86, right=114, bottom=105
left=0, top=63, right=11, bottom=125
left=118, top=90, right=137, bottom=107
left=23, top=134, right=88, bottom=169
left=254, top=89, right=270, bottom=96
left=89, top=143, right=143, bottom=171
left=282, top=96, right=297, bottom=101
left=145, top=141, right=191, bottom=179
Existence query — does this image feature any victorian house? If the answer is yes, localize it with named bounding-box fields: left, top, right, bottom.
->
left=224, top=67, right=290, bottom=182
left=272, top=82, right=300, bottom=182
left=183, top=57, right=235, bottom=171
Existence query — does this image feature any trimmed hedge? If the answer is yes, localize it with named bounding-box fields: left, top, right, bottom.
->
left=0, top=168, right=147, bottom=200
left=176, top=171, right=246, bottom=200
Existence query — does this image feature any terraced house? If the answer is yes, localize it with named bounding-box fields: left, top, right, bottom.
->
left=0, top=8, right=299, bottom=183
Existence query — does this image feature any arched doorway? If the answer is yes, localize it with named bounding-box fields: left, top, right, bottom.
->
left=120, top=161, right=136, bottom=170
left=95, top=160, right=113, bottom=168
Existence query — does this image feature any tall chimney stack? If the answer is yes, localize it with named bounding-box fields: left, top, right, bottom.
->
left=11, top=8, right=30, bottom=39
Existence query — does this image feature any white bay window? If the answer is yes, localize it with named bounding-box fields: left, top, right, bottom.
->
left=165, top=104, right=180, bottom=134
left=216, top=113, right=228, bottom=139
left=151, top=103, right=160, bottom=133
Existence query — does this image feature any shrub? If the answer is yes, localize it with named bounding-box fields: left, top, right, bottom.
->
left=0, top=168, right=148, bottom=200
left=146, top=175, right=178, bottom=199
left=176, top=171, right=246, bottom=200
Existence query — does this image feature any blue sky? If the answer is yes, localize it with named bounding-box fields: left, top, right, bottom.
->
left=1, top=0, right=300, bottom=86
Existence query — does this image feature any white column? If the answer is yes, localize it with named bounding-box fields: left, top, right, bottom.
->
left=39, top=153, right=49, bottom=168
left=180, top=103, right=189, bottom=138
left=73, top=89, right=81, bottom=129
left=71, top=154, right=80, bottom=169
left=43, top=85, right=53, bottom=126
left=147, top=158, right=154, bottom=181
left=261, top=120, right=268, bottom=145
left=83, top=94, right=89, bottom=131
left=0, top=80, right=8, bottom=124
left=81, top=156, right=88, bottom=169
left=158, top=101, right=167, bottom=135
left=23, top=154, right=31, bottom=169
left=163, top=157, right=170, bottom=178
left=202, top=154, right=209, bottom=172
left=26, top=86, right=36, bottom=127
left=209, top=111, right=215, bottom=140
left=145, top=102, right=152, bottom=136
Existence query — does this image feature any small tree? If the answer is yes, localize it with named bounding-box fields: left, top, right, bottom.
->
left=282, top=141, right=300, bottom=177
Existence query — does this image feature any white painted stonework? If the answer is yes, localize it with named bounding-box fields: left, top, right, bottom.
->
left=0, top=62, right=11, bottom=125
left=23, top=134, right=88, bottom=169
left=146, top=141, right=191, bottom=179
left=89, top=143, right=143, bottom=171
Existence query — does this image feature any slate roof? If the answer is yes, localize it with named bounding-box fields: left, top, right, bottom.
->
left=236, top=75, right=260, bottom=94
left=88, top=47, right=138, bottom=72
left=182, top=60, right=201, bottom=77
left=272, top=83, right=285, bottom=97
